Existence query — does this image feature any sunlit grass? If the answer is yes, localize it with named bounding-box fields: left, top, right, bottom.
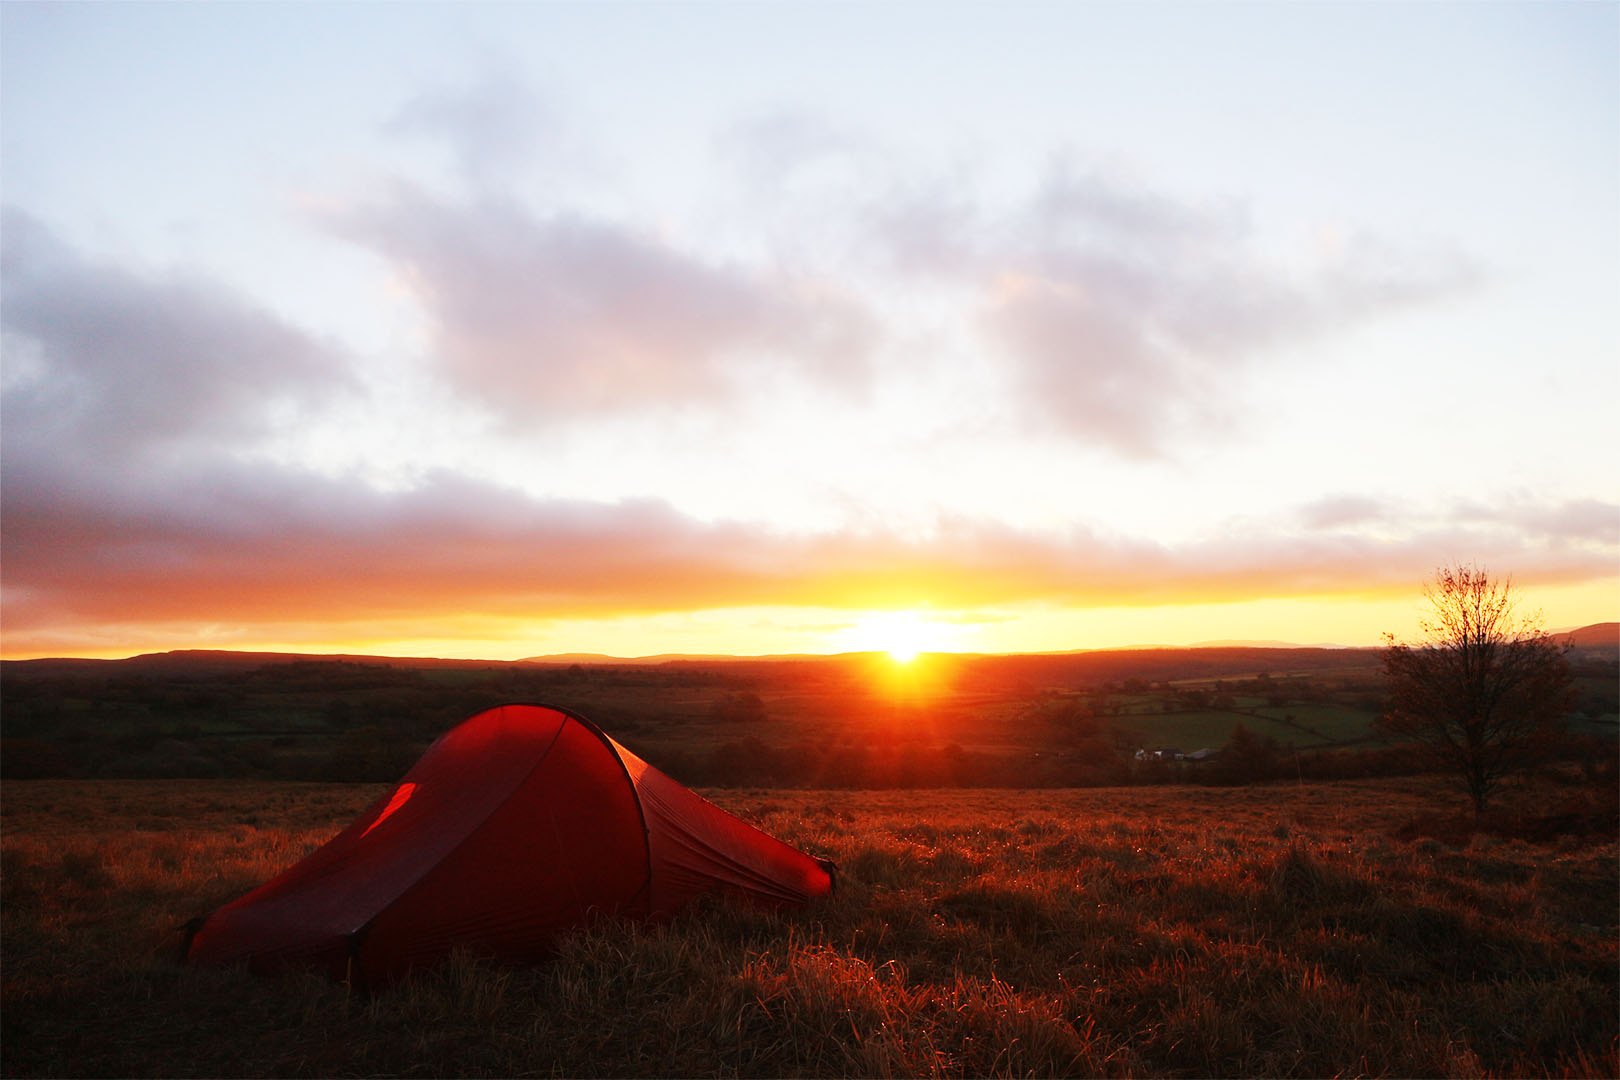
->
left=3, top=777, right=1615, bottom=1077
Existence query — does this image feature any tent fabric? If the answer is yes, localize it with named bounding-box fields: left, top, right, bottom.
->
left=186, top=703, right=833, bottom=983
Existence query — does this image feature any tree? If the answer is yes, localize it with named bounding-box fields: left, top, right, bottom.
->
left=1380, top=565, right=1573, bottom=815
left=1214, top=722, right=1280, bottom=785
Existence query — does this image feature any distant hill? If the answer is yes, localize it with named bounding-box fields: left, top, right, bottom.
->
left=0, top=649, right=534, bottom=679
left=518, top=651, right=839, bottom=666
left=1189, top=638, right=1351, bottom=649
left=5, top=643, right=1378, bottom=685
left=1559, top=622, right=1618, bottom=648
left=5, top=623, right=1612, bottom=680
left=519, top=652, right=665, bottom=665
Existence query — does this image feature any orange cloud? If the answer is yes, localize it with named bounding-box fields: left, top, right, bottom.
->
left=4, top=451, right=1612, bottom=656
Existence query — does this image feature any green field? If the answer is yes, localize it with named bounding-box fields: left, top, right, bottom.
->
left=1111, top=703, right=1384, bottom=750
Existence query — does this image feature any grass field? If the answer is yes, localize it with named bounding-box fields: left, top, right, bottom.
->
left=3, top=776, right=1615, bottom=1077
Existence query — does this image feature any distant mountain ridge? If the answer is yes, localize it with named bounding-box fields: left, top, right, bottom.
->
left=3, top=623, right=1611, bottom=678
left=1188, top=638, right=1352, bottom=649
left=1558, top=622, right=1618, bottom=648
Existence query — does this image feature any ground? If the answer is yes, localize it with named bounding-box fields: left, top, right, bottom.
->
left=3, top=776, right=1614, bottom=1077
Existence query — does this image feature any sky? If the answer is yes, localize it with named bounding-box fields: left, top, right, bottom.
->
left=2, top=1, right=1616, bottom=661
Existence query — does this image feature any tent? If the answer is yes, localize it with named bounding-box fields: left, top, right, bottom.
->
left=186, top=703, right=834, bottom=983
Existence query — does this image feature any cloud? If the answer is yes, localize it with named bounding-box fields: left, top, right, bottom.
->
left=993, top=166, right=1480, bottom=456
left=1295, top=493, right=1619, bottom=552
left=712, top=118, right=1481, bottom=459
left=385, top=69, right=559, bottom=189
left=861, top=158, right=1482, bottom=458
left=320, top=188, right=875, bottom=424
left=0, top=208, right=354, bottom=471
left=0, top=200, right=1600, bottom=645
left=715, top=107, right=873, bottom=190
left=862, top=177, right=986, bottom=281
left=1447, top=496, right=1619, bottom=547
left=1315, top=231, right=1482, bottom=322
left=4, top=423, right=1610, bottom=653
left=1299, top=496, right=1389, bottom=530
left=983, top=270, right=1216, bottom=458
left=1030, top=163, right=1245, bottom=258
left=364, top=91, right=1480, bottom=457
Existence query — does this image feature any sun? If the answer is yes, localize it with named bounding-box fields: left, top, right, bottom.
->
left=844, top=610, right=952, bottom=664
left=888, top=641, right=922, bottom=664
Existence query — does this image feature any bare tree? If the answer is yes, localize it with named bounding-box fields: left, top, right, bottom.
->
left=1381, top=565, right=1573, bottom=815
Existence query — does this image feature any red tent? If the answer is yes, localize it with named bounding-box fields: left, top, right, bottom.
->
left=186, top=703, right=834, bottom=983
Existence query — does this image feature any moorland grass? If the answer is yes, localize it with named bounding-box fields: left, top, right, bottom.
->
left=2, top=777, right=1614, bottom=1077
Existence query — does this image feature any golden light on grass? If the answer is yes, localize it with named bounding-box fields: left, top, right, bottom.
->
left=5, top=778, right=1614, bottom=1077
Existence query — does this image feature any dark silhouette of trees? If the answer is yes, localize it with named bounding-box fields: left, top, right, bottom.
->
left=1214, top=723, right=1281, bottom=784
left=1381, top=565, right=1573, bottom=815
